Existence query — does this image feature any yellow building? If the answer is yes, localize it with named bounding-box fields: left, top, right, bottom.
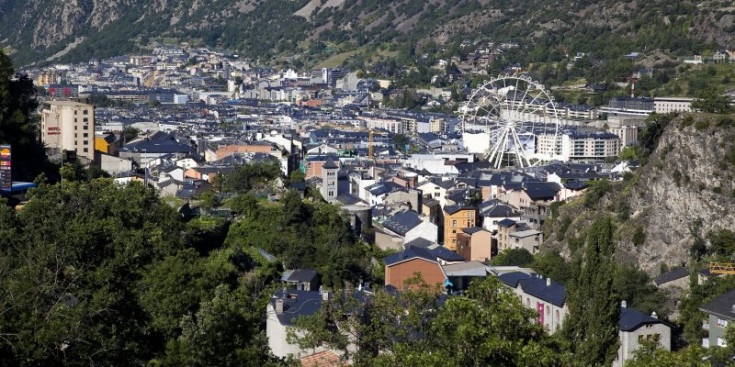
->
left=443, top=205, right=476, bottom=250
left=94, top=133, right=118, bottom=155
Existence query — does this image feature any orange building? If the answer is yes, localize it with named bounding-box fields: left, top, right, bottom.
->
left=384, top=247, right=447, bottom=291
left=443, top=205, right=476, bottom=250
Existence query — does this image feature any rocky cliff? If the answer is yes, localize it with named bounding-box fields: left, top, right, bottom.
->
left=1, top=0, right=733, bottom=66
left=547, top=113, right=735, bottom=273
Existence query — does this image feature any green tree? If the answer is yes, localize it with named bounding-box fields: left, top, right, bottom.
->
left=624, top=342, right=707, bottom=367
left=292, top=276, right=570, bottom=366
left=532, top=251, right=571, bottom=284
left=691, top=88, right=733, bottom=114
left=0, top=51, right=57, bottom=181
left=707, top=229, right=735, bottom=256
left=564, top=217, right=620, bottom=366
left=613, top=265, right=666, bottom=315
left=492, top=248, right=534, bottom=267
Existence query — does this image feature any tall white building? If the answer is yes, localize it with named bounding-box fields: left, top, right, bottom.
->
left=41, top=100, right=95, bottom=161
left=320, top=159, right=339, bottom=203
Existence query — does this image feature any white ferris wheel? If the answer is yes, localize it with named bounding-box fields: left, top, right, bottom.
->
left=460, top=75, right=561, bottom=168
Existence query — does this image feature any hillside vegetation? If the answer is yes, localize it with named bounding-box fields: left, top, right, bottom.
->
left=545, top=112, right=735, bottom=273
left=1, top=0, right=734, bottom=67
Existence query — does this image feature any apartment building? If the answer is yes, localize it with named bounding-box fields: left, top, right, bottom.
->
left=41, top=100, right=95, bottom=161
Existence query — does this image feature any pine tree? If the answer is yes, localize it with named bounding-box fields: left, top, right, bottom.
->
left=564, top=217, right=620, bottom=366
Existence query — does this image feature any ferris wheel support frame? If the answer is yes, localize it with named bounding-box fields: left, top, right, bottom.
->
left=461, top=75, right=561, bottom=168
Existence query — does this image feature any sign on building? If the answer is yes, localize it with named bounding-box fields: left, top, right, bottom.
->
left=0, top=144, right=11, bottom=190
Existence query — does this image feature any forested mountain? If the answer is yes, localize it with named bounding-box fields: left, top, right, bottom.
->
left=1, top=0, right=734, bottom=66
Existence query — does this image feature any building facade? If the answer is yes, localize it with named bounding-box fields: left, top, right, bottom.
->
left=41, top=100, right=96, bottom=161
left=443, top=205, right=477, bottom=250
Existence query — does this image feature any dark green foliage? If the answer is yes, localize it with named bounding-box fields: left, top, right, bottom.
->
left=491, top=248, right=534, bottom=267
left=694, top=119, right=710, bottom=131
left=613, top=265, right=667, bottom=316
left=0, top=180, right=283, bottom=366
left=123, top=126, right=140, bottom=143
left=226, top=190, right=369, bottom=287
left=215, top=160, right=282, bottom=193
left=679, top=114, right=694, bottom=128
left=564, top=217, right=620, bottom=366
left=625, top=341, right=708, bottom=366
left=0, top=51, right=57, bottom=181
left=0, top=180, right=182, bottom=365
left=556, top=215, right=573, bottom=241
left=293, top=276, right=571, bottom=366
left=583, top=179, right=611, bottom=208
left=532, top=251, right=571, bottom=284
left=632, top=226, right=646, bottom=246
left=639, top=113, right=675, bottom=157
left=691, top=88, right=734, bottom=114
left=707, top=229, right=735, bottom=256
left=391, top=133, right=411, bottom=152
left=679, top=275, right=735, bottom=345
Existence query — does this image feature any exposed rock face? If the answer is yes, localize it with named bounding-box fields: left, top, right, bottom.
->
left=547, top=114, right=735, bottom=273
left=625, top=115, right=735, bottom=272
left=1, top=0, right=734, bottom=66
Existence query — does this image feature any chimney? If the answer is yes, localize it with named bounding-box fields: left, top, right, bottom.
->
left=275, top=298, right=284, bottom=315
left=651, top=311, right=658, bottom=319
left=546, top=278, right=551, bottom=287
left=621, top=300, right=627, bottom=308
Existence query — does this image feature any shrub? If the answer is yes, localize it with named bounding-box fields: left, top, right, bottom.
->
left=632, top=226, right=646, bottom=246
left=694, top=120, right=710, bottom=131
left=680, top=115, right=694, bottom=128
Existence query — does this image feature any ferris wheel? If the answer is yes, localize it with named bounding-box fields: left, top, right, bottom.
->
left=460, top=75, right=561, bottom=168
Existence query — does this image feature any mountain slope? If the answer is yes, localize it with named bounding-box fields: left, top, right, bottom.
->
left=1, top=0, right=733, bottom=66
left=546, top=113, right=735, bottom=273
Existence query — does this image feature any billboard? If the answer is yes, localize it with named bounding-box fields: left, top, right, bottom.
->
left=0, top=144, right=10, bottom=190
left=537, top=302, right=545, bottom=325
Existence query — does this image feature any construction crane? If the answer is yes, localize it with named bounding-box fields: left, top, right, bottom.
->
left=368, top=129, right=374, bottom=159
left=709, top=262, right=735, bottom=275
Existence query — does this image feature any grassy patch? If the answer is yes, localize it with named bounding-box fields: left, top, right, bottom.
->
left=316, top=48, right=364, bottom=68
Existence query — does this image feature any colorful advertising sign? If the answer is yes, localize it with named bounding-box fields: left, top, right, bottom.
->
left=0, top=144, right=11, bottom=190
left=537, top=302, right=545, bottom=325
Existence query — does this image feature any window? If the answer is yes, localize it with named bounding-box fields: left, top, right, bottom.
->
left=718, top=318, right=728, bottom=328
left=452, top=220, right=457, bottom=227
left=83, top=148, right=88, bottom=153
left=452, top=230, right=456, bottom=234
left=83, top=140, right=88, bottom=145
left=83, top=118, right=88, bottom=123
left=83, top=125, right=88, bottom=130
left=718, top=337, right=727, bottom=347
left=83, top=110, right=88, bottom=115
left=83, top=133, right=88, bottom=137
